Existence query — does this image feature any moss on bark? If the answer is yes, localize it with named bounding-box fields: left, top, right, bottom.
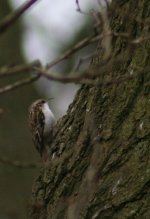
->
left=30, top=0, right=150, bottom=218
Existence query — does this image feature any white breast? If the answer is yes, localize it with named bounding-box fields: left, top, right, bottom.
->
left=42, top=103, right=55, bottom=136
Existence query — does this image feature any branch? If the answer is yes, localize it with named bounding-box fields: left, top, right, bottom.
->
left=34, top=61, right=148, bottom=86
left=0, top=29, right=149, bottom=92
left=75, top=0, right=81, bottom=12
left=46, top=30, right=150, bottom=70
left=34, top=67, right=86, bottom=83
left=0, top=31, right=148, bottom=78
left=0, top=74, right=40, bottom=95
left=46, top=35, right=99, bottom=69
left=0, top=0, right=39, bottom=34
left=0, top=155, right=41, bottom=168
left=0, top=60, right=41, bottom=78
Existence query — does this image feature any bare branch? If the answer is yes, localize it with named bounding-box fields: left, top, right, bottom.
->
left=0, top=60, right=41, bottom=78
left=0, top=74, right=40, bottom=95
left=0, top=0, right=39, bottom=34
left=0, top=28, right=148, bottom=94
left=0, top=155, right=41, bottom=168
left=34, top=67, right=86, bottom=84
left=46, top=35, right=99, bottom=69
left=100, top=6, right=112, bottom=60
left=34, top=49, right=149, bottom=86
left=46, top=30, right=150, bottom=70
left=72, top=54, right=93, bottom=72
left=75, top=0, right=81, bottom=12
left=75, top=0, right=92, bottom=15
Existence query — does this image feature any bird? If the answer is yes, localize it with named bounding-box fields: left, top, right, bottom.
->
left=28, top=99, right=55, bottom=161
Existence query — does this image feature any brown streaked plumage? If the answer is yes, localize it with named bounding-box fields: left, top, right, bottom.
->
left=28, top=99, right=55, bottom=161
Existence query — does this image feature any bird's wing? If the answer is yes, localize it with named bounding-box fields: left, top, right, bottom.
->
left=28, top=108, right=45, bottom=156
left=34, top=110, right=45, bottom=156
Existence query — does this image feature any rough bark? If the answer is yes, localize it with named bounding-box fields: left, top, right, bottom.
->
left=30, top=0, right=150, bottom=218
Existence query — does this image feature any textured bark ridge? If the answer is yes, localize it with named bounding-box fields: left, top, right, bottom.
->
left=30, top=0, right=150, bottom=218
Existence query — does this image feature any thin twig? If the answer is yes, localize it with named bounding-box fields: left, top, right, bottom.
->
left=76, top=0, right=81, bottom=12
left=0, top=0, right=39, bottom=34
left=46, top=31, right=150, bottom=70
left=34, top=59, right=148, bottom=86
left=100, top=5, right=112, bottom=60
left=72, top=54, right=93, bottom=72
left=0, top=30, right=148, bottom=91
left=46, top=35, right=99, bottom=69
left=0, top=60, right=41, bottom=78
left=0, top=74, right=40, bottom=95
left=34, top=67, right=86, bottom=83
left=75, top=0, right=90, bottom=15
left=0, top=156, right=41, bottom=168
left=0, top=31, right=148, bottom=79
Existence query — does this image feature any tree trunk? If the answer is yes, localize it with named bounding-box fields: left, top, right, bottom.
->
left=30, top=0, right=150, bottom=218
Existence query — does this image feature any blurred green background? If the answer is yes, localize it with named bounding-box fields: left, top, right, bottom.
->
left=0, top=1, right=39, bottom=218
